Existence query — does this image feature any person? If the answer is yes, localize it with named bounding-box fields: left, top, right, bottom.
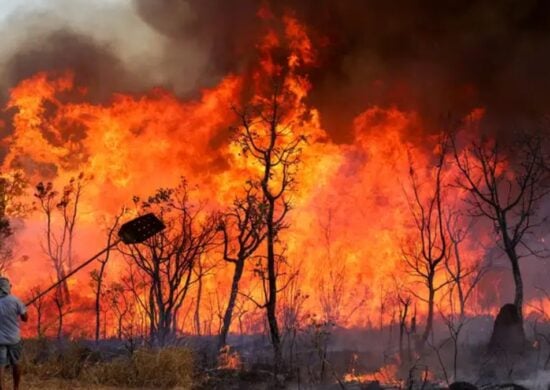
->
left=0, top=277, right=27, bottom=390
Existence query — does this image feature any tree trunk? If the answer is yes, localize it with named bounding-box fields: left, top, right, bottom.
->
left=57, top=310, right=63, bottom=340
left=398, top=301, right=409, bottom=365
left=219, top=260, right=245, bottom=350
left=195, top=272, right=203, bottom=336
left=117, top=315, right=123, bottom=340
left=57, top=266, right=71, bottom=303
left=509, top=252, right=523, bottom=321
left=422, top=279, right=435, bottom=344
left=94, top=266, right=105, bottom=342
left=37, top=309, right=42, bottom=338
left=266, top=202, right=282, bottom=370
left=453, top=244, right=466, bottom=319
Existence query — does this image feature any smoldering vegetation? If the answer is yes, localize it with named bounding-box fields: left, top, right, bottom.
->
left=15, top=317, right=550, bottom=389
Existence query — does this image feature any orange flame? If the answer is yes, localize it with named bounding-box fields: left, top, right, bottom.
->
left=0, top=7, right=540, bottom=339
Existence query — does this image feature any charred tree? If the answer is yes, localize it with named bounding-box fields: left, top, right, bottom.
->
left=91, top=211, right=123, bottom=342
left=52, top=286, right=74, bottom=340
left=233, top=79, right=305, bottom=368
left=444, top=211, right=488, bottom=319
left=35, top=174, right=87, bottom=302
left=218, top=184, right=267, bottom=350
left=452, top=133, right=548, bottom=322
left=439, top=211, right=488, bottom=379
left=28, top=285, right=47, bottom=338
left=402, top=136, right=450, bottom=346
left=120, top=180, right=218, bottom=346
left=398, top=293, right=412, bottom=365
left=193, top=256, right=204, bottom=336
left=106, top=282, right=131, bottom=340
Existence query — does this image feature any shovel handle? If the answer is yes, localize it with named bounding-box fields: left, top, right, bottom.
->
left=26, top=239, right=122, bottom=306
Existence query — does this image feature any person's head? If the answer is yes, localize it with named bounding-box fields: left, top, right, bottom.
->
left=0, top=277, right=11, bottom=297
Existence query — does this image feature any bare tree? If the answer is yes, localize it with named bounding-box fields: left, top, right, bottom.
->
left=106, top=282, right=132, bottom=340
left=434, top=211, right=489, bottom=381
left=278, top=263, right=309, bottom=373
left=218, top=183, right=267, bottom=350
left=398, top=293, right=413, bottom=365
left=192, top=254, right=220, bottom=336
left=318, top=209, right=345, bottom=325
left=27, top=285, right=47, bottom=338
left=402, top=136, right=450, bottom=345
left=193, top=255, right=205, bottom=336
left=121, top=260, right=150, bottom=339
left=52, top=286, right=75, bottom=340
left=233, top=79, right=305, bottom=368
left=35, top=173, right=87, bottom=302
left=452, top=133, right=548, bottom=321
left=120, top=180, right=218, bottom=345
left=90, top=210, right=124, bottom=342
left=444, top=211, right=489, bottom=319
left=317, top=208, right=366, bottom=328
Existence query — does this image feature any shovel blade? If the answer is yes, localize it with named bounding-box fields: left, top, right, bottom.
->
left=118, top=213, right=165, bottom=244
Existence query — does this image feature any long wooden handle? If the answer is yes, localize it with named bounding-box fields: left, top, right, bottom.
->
left=26, top=239, right=122, bottom=306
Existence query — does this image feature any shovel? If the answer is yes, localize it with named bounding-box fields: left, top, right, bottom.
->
left=26, top=213, right=165, bottom=306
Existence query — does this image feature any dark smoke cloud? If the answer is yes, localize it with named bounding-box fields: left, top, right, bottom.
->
left=3, top=0, right=550, bottom=141
left=285, top=0, right=550, bottom=141
left=4, top=30, right=133, bottom=103
left=134, top=0, right=550, bottom=141
left=133, top=0, right=260, bottom=88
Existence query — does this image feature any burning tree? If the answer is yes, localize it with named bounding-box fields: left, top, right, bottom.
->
left=452, top=133, right=548, bottom=322
left=233, top=78, right=305, bottom=368
left=218, top=183, right=267, bottom=350
left=120, top=179, right=218, bottom=345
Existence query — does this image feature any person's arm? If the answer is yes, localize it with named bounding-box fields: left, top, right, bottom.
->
left=17, top=298, right=28, bottom=322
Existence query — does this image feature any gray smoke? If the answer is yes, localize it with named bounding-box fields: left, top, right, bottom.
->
left=0, top=0, right=209, bottom=102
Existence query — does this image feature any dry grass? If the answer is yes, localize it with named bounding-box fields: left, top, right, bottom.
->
left=19, top=339, right=195, bottom=389
left=9, top=376, right=191, bottom=389
left=83, top=347, right=195, bottom=388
